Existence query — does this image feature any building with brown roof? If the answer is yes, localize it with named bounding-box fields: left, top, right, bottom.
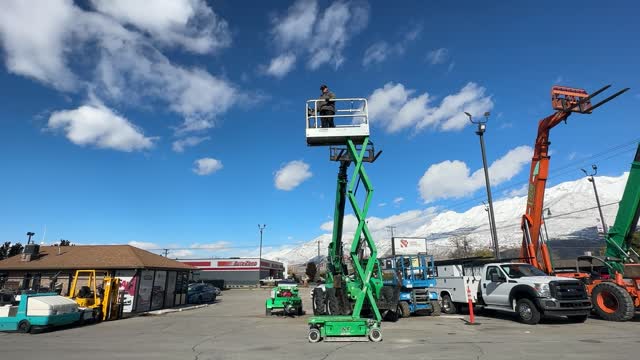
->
left=0, top=245, right=194, bottom=314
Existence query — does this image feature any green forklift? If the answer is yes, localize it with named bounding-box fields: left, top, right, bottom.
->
left=265, top=282, right=303, bottom=316
left=305, top=97, right=391, bottom=342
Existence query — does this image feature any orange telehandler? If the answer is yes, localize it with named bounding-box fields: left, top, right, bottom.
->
left=520, top=84, right=628, bottom=274
left=520, top=84, right=639, bottom=321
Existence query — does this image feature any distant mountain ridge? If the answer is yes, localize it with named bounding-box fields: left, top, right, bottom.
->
left=265, top=173, right=629, bottom=266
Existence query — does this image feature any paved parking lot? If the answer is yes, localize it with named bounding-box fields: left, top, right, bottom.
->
left=1, top=288, right=638, bottom=360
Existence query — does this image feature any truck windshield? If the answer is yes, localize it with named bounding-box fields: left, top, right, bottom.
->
left=500, top=264, right=547, bottom=278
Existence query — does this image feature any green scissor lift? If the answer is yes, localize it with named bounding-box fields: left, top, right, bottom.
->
left=307, top=138, right=383, bottom=342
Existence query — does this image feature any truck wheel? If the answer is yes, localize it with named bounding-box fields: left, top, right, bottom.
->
left=399, top=301, right=411, bottom=318
left=312, top=288, right=326, bottom=315
left=567, top=314, right=588, bottom=323
left=441, top=294, right=457, bottom=314
left=266, top=307, right=272, bottom=316
left=516, top=298, right=541, bottom=325
left=308, top=328, right=322, bottom=343
left=17, top=320, right=31, bottom=333
left=297, top=306, right=304, bottom=316
left=430, top=300, right=441, bottom=316
left=368, top=327, right=383, bottom=342
left=591, top=282, right=635, bottom=321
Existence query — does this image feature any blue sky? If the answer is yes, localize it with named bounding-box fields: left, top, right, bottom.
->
left=0, top=0, right=638, bottom=257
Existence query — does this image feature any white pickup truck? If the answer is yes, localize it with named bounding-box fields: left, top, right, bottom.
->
left=432, top=260, right=592, bottom=324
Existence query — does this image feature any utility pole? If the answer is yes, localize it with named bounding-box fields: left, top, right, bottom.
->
left=582, top=165, right=607, bottom=235
left=258, top=224, right=266, bottom=285
left=162, top=248, right=170, bottom=257
left=542, top=208, right=552, bottom=243
left=466, top=111, right=500, bottom=259
left=317, top=239, right=320, bottom=257
left=387, top=226, right=396, bottom=256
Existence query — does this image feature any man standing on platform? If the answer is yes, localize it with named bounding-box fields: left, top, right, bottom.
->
left=318, top=84, right=335, bottom=128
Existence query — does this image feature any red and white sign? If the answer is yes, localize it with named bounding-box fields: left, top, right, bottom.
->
left=178, top=258, right=283, bottom=272
left=394, top=237, right=427, bottom=255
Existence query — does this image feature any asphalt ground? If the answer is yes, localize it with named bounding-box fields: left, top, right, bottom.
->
left=1, top=288, right=638, bottom=360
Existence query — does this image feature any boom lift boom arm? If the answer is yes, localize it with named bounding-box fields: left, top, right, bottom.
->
left=521, top=85, right=629, bottom=274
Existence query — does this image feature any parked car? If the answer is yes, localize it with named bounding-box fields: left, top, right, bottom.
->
left=187, top=283, right=217, bottom=304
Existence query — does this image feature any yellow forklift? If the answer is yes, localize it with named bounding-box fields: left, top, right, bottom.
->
left=68, top=270, right=122, bottom=322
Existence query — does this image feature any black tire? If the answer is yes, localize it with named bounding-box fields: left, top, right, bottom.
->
left=430, top=300, right=441, bottom=316
left=399, top=301, right=411, bottom=318
left=312, top=288, right=326, bottom=315
left=308, top=328, right=321, bottom=343
left=297, top=306, right=304, bottom=316
left=591, top=282, right=635, bottom=322
left=383, top=309, right=400, bottom=322
left=441, top=294, right=457, bottom=314
left=567, top=314, right=588, bottom=323
left=515, top=298, right=541, bottom=325
left=17, top=320, right=31, bottom=334
left=325, top=288, right=340, bottom=315
left=266, top=307, right=272, bottom=316
left=368, top=327, right=383, bottom=342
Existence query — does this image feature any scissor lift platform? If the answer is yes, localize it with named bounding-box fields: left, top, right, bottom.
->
left=306, top=98, right=369, bottom=146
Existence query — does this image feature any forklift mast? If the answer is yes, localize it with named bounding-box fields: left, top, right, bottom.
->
left=521, top=85, right=628, bottom=274
left=603, top=143, right=640, bottom=274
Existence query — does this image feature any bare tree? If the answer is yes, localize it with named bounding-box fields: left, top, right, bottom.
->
left=449, top=235, right=473, bottom=258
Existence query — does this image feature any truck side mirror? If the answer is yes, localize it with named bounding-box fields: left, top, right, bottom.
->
left=490, top=273, right=504, bottom=282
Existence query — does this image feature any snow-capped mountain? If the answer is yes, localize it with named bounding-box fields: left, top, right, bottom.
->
left=264, top=173, right=630, bottom=266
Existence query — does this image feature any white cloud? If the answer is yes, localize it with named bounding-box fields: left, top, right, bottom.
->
left=189, top=241, right=231, bottom=251
left=0, top=0, right=240, bottom=136
left=504, top=183, right=529, bottom=198
left=128, top=241, right=159, bottom=249
left=275, top=160, right=312, bottom=191
left=48, top=103, right=155, bottom=152
left=368, top=82, right=493, bottom=133
left=363, top=42, right=391, bottom=67
left=170, top=249, right=194, bottom=257
left=393, top=197, right=404, bottom=204
left=193, top=157, right=223, bottom=175
left=418, top=145, right=533, bottom=203
left=264, top=53, right=297, bottom=78
left=172, top=136, right=210, bottom=152
left=427, top=48, right=449, bottom=65
left=266, top=0, right=369, bottom=76
left=0, top=0, right=77, bottom=90
left=378, top=202, right=387, bottom=207
left=362, top=24, right=422, bottom=66
left=271, top=0, right=317, bottom=48
left=91, top=0, right=231, bottom=54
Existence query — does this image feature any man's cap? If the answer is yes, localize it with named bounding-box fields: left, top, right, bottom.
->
left=320, top=84, right=328, bottom=90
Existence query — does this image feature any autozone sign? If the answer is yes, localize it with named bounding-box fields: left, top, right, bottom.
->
left=180, top=259, right=260, bottom=271
left=217, top=260, right=258, bottom=267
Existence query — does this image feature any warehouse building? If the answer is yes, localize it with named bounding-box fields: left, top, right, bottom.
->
left=177, top=258, right=285, bottom=286
left=0, top=245, right=194, bottom=314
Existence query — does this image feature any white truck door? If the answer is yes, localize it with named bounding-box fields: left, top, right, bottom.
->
left=482, top=266, right=511, bottom=306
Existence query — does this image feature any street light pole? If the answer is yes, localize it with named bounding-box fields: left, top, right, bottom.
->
left=258, top=224, right=266, bottom=285
left=482, top=201, right=494, bottom=250
left=581, top=165, right=607, bottom=235
left=466, top=112, right=500, bottom=259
